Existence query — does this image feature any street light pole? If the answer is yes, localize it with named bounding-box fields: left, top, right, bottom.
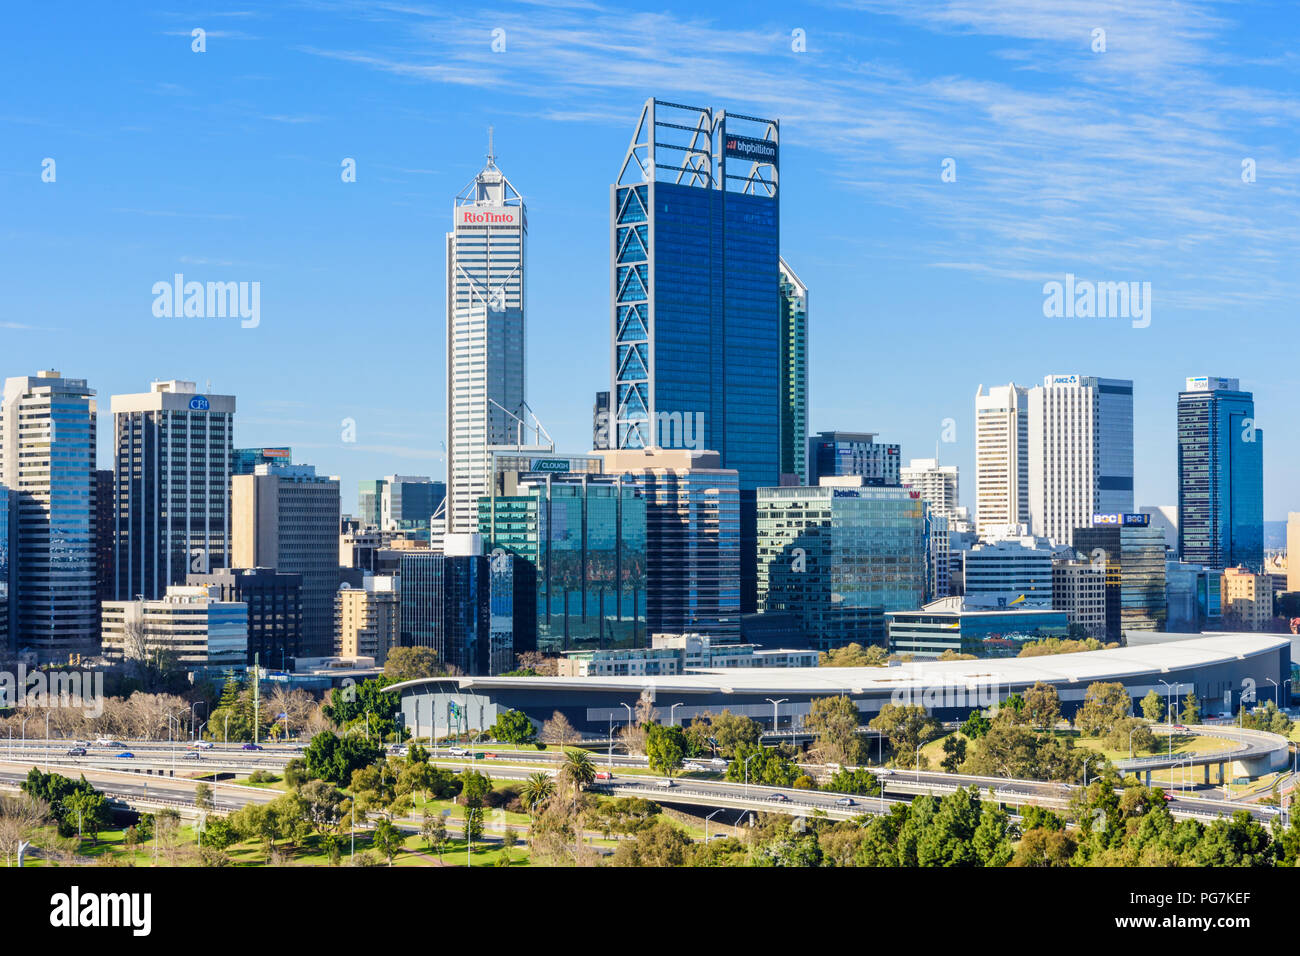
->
left=1266, top=678, right=1279, bottom=709
left=620, top=702, right=633, bottom=738
left=765, top=698, right=788, bottom=741
left=670, top=702, right=684, bottom=727
left=607, top=715, right=614, bottom=768
left=705, top=807, right=724, bottom=843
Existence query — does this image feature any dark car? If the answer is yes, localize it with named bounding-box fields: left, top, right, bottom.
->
left=241, top=743, right=263, bottom=751
left=768, top=793, right=789, bottom=802
left=66, top=747, right=87, bottom=756
left=183, top=751, right=202, bottom=760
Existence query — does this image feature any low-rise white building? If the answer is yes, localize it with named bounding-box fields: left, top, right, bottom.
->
left=102, top=585, right=247, bottom=668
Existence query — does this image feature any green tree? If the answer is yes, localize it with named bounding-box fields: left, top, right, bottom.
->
left=941, top=735, right=967, bottom=773
left=459, top=769, right=494, bottom=808
left=804, top=695, right=865, bottom=766
left=819, top=642, right=889, bottom=667
left=645, top=723, right=687, bottom=776
left=303, top=731, right=383, bottom=785
left=1075, top=682, right=1133, bottom=736
left=724, top=744, right=799, bottom=787
left=960, top=711, right=992, bottom=740
left=1022, top=682, right=1062, bottom=731
left=1181, top=691, right=1200, bottom=725
left=421, top=809, right=448, bottom=859
left=826, top=767, right=881, bottom=796
left=488, top=709, right=537, bottom=746
left=371, top=819, right=404, bottom=865
left=868, top=703, right=941, bottom=763
left=706, top=711, right=763, bottom=758
left=1141, top=689, right=1165, bottom=723
left=382, top=646, right=446, bottom=682
left=520, top=772, right=556, bottom=819
left=560, top=750, right=596, bottom=793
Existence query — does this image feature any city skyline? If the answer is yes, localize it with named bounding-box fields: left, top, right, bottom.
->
left=3, top=2, right=1298, bottom=519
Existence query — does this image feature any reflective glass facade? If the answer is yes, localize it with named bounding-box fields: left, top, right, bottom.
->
left=1177, top=381, right=1263, bottom=571
left=479, top=476, right=647, bottom=653
left=0, top=373, right=98, bottom=660
left=757, top=485, right=926, bottom=649
left=399, top=551, right=531, bottom=675
left=1072, top=525, right=1167, bottom=640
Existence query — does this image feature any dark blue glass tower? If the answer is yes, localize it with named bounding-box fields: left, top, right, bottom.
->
left=611, top=99, right=780, bottom=612
left=1177, top=377, right=1263, bottom=571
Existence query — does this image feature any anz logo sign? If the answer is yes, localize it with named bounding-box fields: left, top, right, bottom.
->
left=188, top=396, right=210, bottom=411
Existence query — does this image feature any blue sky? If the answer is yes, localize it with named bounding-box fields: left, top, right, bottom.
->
left=2, top=0, right=1297, bottom=517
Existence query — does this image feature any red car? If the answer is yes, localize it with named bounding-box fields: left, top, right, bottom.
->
left=1161, top=792, right=1175, bottom=802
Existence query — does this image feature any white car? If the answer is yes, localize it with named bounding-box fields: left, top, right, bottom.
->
left=709, top=757, right=728, bottom=769
left=192, top=740, right=215, bottom=750
left=447, top=747, right=469, bottom=757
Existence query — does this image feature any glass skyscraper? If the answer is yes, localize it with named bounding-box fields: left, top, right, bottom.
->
left=399, top=550, right=533, bottom=675
left=778, top=258, right=809, bottom=485
left=756, top=481, right=926, bottom=650
left=1177, top=376, right=1263, bottom=571
left=112, top=380, right=236, bottom=601
left=1073, top=514, right=1167, bottom=640
left=611, top=98, right=780, bottom=612
left=0, top=371, right=98, bottom=660
left=479, top=473, right=646, bottom=653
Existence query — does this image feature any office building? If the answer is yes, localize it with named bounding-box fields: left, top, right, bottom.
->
left=399, top=546, right=534, bottom=676
left=232, top=447, right=291, bottom=475
left=778, top=258, right=809, bottom=485
left=924, top=511, right=951, bottom=601
left=380, top=475, right=445, bottom=530
left=357, top=479, right=385, bottom=527
left=557, top=633, right=818, bottom=677
left=1072, top=513, right=1167, bottom=640
left=101, top=584, right=247, bottom=669
left=610, top=99, right=781, bottom=613
left=902, top=458, right=959, bottom=520
left=231, top=463, right=341, bottom=658
left=336, top=576, right=400, bottom=663
left=112, top=380, right=235, bottom=600
left=446, top=136, right=526, bottom=534
left=1139, top=505, right=1179, bottom=555
left=479, top=471, right=646, bottom=653
left=963, top=539, right=1057, bottom=608
left=601, top=449, right=741, bottom=641
left=1221, top=566, right=1273, bottom=631
left=187, top=567, right=303, bottom=668
left=1165, top=561, right=1222, bottom=633
left=756, top=478, right=926, bottom=650
left=593, top=391, right=610, bottom=450
left=0, top=371, right=98, bottom=660
left=974, top=384, right=1030, bottom=536
left=808, top=431, right=900, bottom=487
left=1028, top=375, right=1134, bottom=545
left=1051, top=560, right=1107, bottom=638
left=886, top=597, right=1070, bottom=659
left=93, top=469, right=114, bottom=638
left=1177, top=377, right=1263, bottom=572
left=1290, top=514, right=1300, bottom=593
left=0, top=487, right=12, bottom=651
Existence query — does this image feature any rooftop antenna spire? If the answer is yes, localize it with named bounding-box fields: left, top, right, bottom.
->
left=487, top=126, right=496, bottom=167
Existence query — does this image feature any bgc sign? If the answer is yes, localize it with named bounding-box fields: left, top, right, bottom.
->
left=1091, top=512, right=1150, bottom=527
